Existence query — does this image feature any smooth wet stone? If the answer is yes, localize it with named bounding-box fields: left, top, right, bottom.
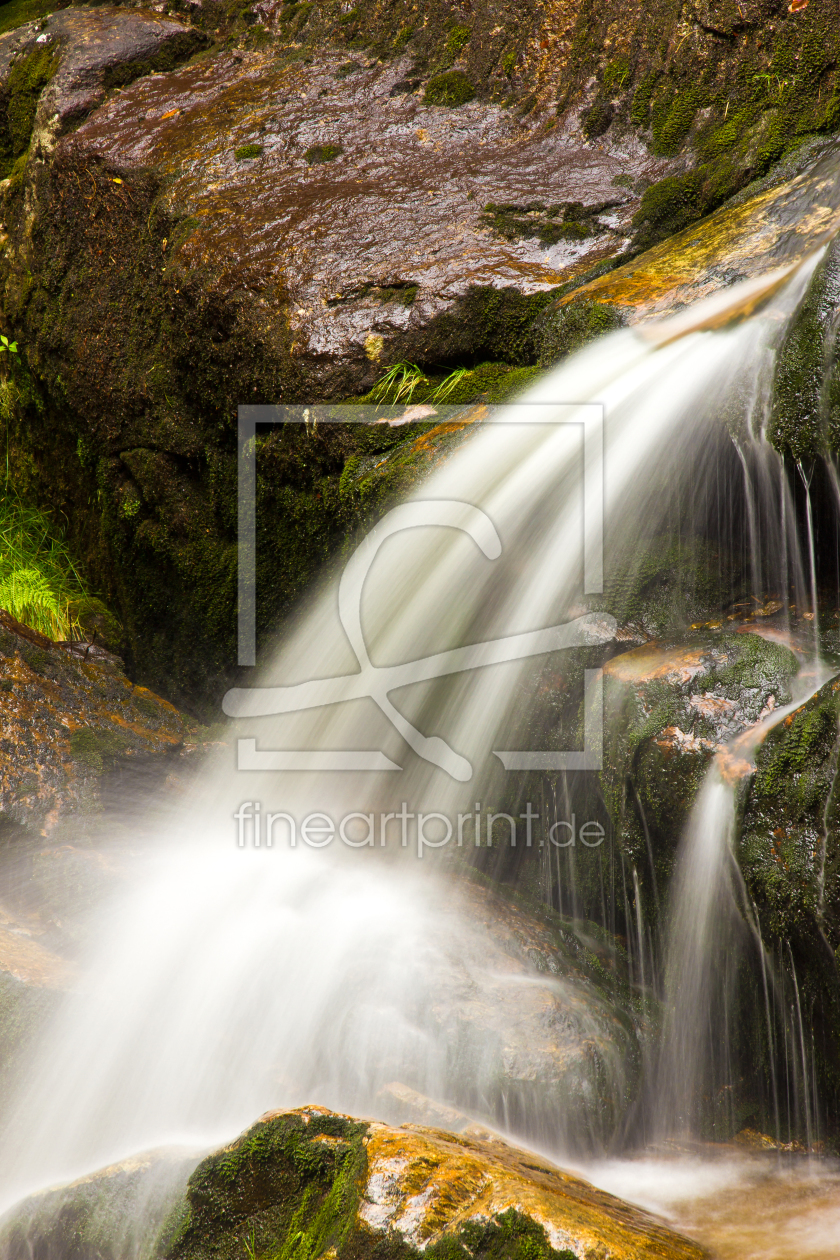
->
left=0, top=609, right=186, bottom=834
left=0, top=1107, right=707, bottom=1260
left=46, top=12, right=666, bottom=390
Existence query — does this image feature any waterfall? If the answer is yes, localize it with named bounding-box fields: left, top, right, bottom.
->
left=654, top=671, right=832, bottom=1139
left=0, top=251, right=831, bottom=1211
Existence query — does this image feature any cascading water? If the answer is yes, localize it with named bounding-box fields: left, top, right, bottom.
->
left=0, top=238, right=838, bottom=1255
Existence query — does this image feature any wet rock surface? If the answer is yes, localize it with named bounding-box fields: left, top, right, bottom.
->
left=599, top=627, right=801, bottom=891
left=0, top=1106, right=707, bottom=1260
left=0, top=608, right=186, bottom=834
left=64, top=35, right=663, bottom=388
left=0, top=4, right=206, bottom=162
left=544, top=138, right=840, bottom=326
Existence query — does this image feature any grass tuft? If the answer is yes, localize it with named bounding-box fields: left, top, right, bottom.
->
left=431, top=367, right=471, bottom=401
left=370, top=361, right=428, bottom=403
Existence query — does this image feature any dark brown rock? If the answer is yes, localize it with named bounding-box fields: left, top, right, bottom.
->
left=0, top=608, right=186, bottom=834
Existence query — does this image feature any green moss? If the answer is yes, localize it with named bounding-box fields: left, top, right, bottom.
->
left=445, top=24, right=471, bottom=58
left=534, top=299, right=625, bottom=367
left=235, top=143, right=263, bottom=160
left=304, top=142, right=342, bottom=164
left=631, top=172, right=702, bottom=251
left=481, top=201, right=598, bottom=245
left=629, top=71, right=657, bottom=127
left=0, top=0, right=68, bottom=36
left=768, top=235, right=840, bottom=460
left=651, top=86, right=703, bottom=155
left=581, top=99, right=614, bottom=139
left=69, top=726, right=134, bottom=771
left=409, top=285, right=557, bottom=368
left=0, top=43, right=60, bottom=179
left=280, top=2, right=312, bottom=24
left=424, top=71, right=475, bottom=107
left=393, top=25, right=414, bottom=52
left=168, top=1111, right=370, bottom=1260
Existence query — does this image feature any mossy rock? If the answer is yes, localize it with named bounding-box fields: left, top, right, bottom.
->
left=533, top=299, right=626, bottom=367
left=742, top=676, right=840, bottom=943
left=304, top=142, right=342, bottom=164
left=599, top=628, right=799, bottom=903
left=0, top=1108, right=707, bottom=1260
left=740, top=674, right=840, bottom=1129
left=631, top=173, right=703, bottom=253
left=768, top=233, right=840, bottom=460
left=0, top=42, right=60, bottom=180
left=424, top=71, right=475, bottom=107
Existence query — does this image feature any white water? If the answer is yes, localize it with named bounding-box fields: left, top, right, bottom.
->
left=580, top=1152, right=840, bottom=1260
left=655, top=666, right=834, bottom=1139
left=0, top=259, right=829, bottom=1211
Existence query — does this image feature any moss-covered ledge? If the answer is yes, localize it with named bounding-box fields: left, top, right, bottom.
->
left=0, top=1107, right=707, bottom=1260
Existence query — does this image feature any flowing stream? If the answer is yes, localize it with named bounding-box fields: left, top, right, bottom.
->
left=2, top=244, right=840, bottom=1254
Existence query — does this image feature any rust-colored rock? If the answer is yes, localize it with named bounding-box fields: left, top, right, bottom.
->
left=0, top=1107, right=708, bottom=1260
left=0, top=608, right=186, bottom=834
left=560, top=142, right=840, bottom=323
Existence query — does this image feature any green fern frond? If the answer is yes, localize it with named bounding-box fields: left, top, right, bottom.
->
left=0, top=491, right=88, bottom=640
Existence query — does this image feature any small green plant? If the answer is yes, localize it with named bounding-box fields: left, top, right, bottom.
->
left=0, top=491, right=90, bottom=639
left=235, top=143, right=263, bottom=161
left=424, top=71, right=475, bottom=107
left=432, top=367, right=471, bottom=401
left=370, top=361, right=428, bottom=403
left=445, top=24, right=470, bottom=58
left=304, top=143, right=342, bottom=164
left=0, top=335, right=18, bottom=358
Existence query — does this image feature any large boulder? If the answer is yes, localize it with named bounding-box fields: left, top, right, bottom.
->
left=2, top=1, right=837, bottom=709
left=0, top=1106, right=706, bottom=1260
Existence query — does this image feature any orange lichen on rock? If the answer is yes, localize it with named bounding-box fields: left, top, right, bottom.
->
left=359, top=1120, right=704, bottom=1259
